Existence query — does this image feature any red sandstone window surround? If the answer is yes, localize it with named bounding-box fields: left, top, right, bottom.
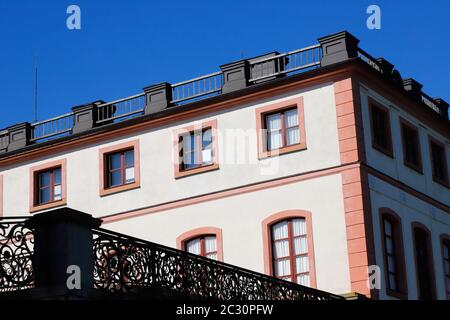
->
left=400, top=118, right=422, bottom=174
left=429, top=136, right=449, bottom=187
left=173, top=120, right=219, bottom=178
left=255, top=97, right=306, bottom=159
left=261, top=210, right=316, bottom=288
left=29, top=159, right=67, bottom=213
left=379, top=208, right=408, bottom=299
left=368, top=98, right=393, bottom=157
left=176, top=227, right=223, bottom=261
left=99, top=140, right=140, bottom=196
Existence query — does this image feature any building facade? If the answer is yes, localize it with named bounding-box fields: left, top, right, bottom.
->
left=0, top=31, right=449, bottom=300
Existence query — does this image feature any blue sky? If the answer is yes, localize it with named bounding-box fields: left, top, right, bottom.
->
left=0, top=0, right=449, bottom=129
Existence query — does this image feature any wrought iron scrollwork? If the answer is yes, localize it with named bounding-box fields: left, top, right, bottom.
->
left=93, top=228, right=342, bottom=300
left=0, top=218, right=34, bottom=292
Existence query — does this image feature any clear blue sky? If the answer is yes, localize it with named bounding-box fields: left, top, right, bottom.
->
left=0, top=0, right=449, bottom=129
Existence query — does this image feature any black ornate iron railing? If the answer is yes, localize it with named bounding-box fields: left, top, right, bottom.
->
left=0, top=218, right=34, bottom=293
left=93, top=228, right=343, bottom=300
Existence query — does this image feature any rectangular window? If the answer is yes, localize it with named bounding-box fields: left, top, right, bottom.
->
left=105, top=149, right=135, bottom=188
left=36, top=167, right=62, bottom=205
left=370, top=101, right=393, bottom=157
left=401, top=120, right=422, bottom=173
left=99, top=140, right=140, bottom=196
left=173, top=120, right=219, bottom=178
left=29, top=159, right=67, bottom=213
left=430, top=138, right=449, bottom=186
left=256, top=97, right=306, bottom=159
left=180, top=128, right=213, bottom=171
left=265, top=108, right=300, bottom=151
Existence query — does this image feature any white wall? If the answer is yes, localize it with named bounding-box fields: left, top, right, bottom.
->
left=359, top=84, right=450, bottom=207
left=105, top=173, right=351, bottom=295
left=0, top=83, right=341, bottom=218
left=369, top=174, right=450, bottom=300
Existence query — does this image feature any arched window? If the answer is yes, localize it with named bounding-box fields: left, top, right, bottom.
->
left=185, top=235, right=218, bottom=260
left=412, top=223, right=436, bottom=300
left=440, top=235, right=450, bottom=300
left=176, top=227, right=223, bottom=261
left=262, top=210, right=316, bottom=287
left=379, top=208, right=407, bottom=298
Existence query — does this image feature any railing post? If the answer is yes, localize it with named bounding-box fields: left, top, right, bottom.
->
left=434, top=98, right=449, bottom=120
left=403, top=78, right=423, bottom=99
left=318, top=31, right=360, bottom=66
left=25, top=207, right=102, bottom=299
left=6, top=122, right=32, bottom=152
left=0, top=130, right=9, bottom=153
left=220, top=59, right=250, bottom=94
left=143, top=82, right=173, bottom=115
left=72, top=100, right=104, bottom=134
left=248, top=52, right=284, bottom=83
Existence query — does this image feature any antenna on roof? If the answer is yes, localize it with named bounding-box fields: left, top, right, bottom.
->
left=34, top=54, right=39, bottom=122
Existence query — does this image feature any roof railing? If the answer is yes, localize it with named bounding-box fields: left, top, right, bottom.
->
left=0, top=31, right=447, bottom=154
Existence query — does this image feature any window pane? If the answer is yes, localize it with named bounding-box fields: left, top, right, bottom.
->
left=387, top=255, right=396, bottom=273
left=285, top=109, right=298, bottom=127
left=54, top=185, right=62, bottom=201
left=53, top=168, right=61, bottom=185
left=267, top=131, right=283, bottom=150
left=274, top=259, right=290, bottom=277
left=272, top=221, right=289, bottom=240
left=183, top=133, right=197, bottom=168
left=444, top=261, right=450, bottom=274
left=124, top=150, right=134, bottom=167
left=295, top=256, right=309, bottom=273
left=109, top=170, right=122, bottom=187
left=292, top=218, right=306, bottom=236
left=266, top=113, right=282, bottom=131
left=206, top=253, right=217, bottom=260
left=202, top=149, right=212, bottom=164
left=294, top=237, right=308, bottom=255
left=389, top=274, right=397, bottom=291
left=385, top=237, right=394, bottom=255
left=125, top=167, right=135, bottom=183
left=109, top=153, right=121, bottom=170
left=286, top=127, right=300, bottom=145
left=204, top=236, right=217, bottom=254
left=202, top=129, right=212, bottom=148
left=273, top=240, right=290, bottom=259
left=297, top=274, right=310, bottom=286
left=444, top=245, right=449, bottom=259
left=39, top=187, right=51, bottom=204
left=39, top=171, right=51, bottom=188
left=384, top=219, right=392, bottom=237
left=186, top=238, right=201, bottom=255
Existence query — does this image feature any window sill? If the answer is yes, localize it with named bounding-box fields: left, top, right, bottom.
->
left=175, top=163, right=219, bottom=179
left=386, top=289, right=408, bottom=300
left=30, top=199, right=67, bottom=213
left=372, top=143, right=394, bottom=159
left=404, top=161, right=423, bottom=175
left=100, top=181, right=140, bottom=196
left=258, top=143, right=307, bottom=160
left=432, top=177, right=450, bottom=189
